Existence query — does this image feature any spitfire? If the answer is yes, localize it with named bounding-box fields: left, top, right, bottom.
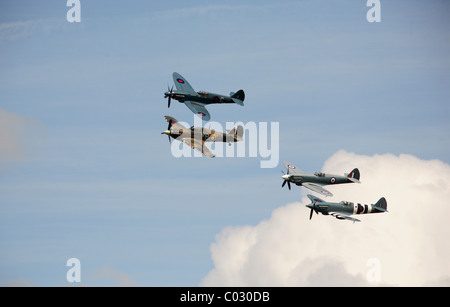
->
left=164, top=72, right=245, bottom=121
left=162, top=116, right=243, bottom=158
left=281, top=161, right=360, bottom=197
left=306, top=194, right=388, bottom=223
left=159, top=72, right=389, bottom=224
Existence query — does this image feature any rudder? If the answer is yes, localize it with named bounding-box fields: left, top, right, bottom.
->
left=231, top=125, right=244, bottom=141
left=347, top=168, right=360, bottom=181
left=374, top=197, right=388, bottom=212
left=231, top=90, right=245, bottom=106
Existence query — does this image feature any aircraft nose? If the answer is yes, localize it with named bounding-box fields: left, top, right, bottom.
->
left=162, top=130, right=170, bottom=135
left=282, top=174, right=290, bottom=180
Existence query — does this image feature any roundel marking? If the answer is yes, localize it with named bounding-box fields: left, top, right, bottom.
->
left=330, top=177, right=336, bottom=183
left=198, top=112, right=206, bottom=116
left=177, top=78, right=185, bottom=84
left=288, top=165, right=295, bottom=169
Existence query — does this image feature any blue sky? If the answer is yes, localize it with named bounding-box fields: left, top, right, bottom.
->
left=0, top=0, right=449, bottom=286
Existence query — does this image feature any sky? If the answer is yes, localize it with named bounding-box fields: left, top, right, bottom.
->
left=0, top=0, right=449, bottom=286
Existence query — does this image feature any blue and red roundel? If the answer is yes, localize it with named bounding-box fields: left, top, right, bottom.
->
left=176, top=78, right=185, bottom=84
left=198, top=112, right=206, bottom=116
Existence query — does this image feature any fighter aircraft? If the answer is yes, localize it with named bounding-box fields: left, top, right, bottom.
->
left=164, top=72, right=245, bottom=121
left=161, top=116, right=243, bottom=158
left=306, top=194, right=388, bottom=222
left=281, top=161, right=360, bottom=197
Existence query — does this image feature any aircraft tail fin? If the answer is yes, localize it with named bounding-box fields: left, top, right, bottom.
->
left=231, top=90, right=245, bottom=106
left=373, top=197, right=388, bottom=212
left=228, top=125, right=244, bottom=142
left=346, top=168, right=360, bottom=182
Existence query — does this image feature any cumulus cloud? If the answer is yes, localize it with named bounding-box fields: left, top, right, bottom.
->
left=201, top=150, right=450, bottom=286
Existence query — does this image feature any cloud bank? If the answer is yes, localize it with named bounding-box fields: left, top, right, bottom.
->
left=201, top=150, right=450, bottom=286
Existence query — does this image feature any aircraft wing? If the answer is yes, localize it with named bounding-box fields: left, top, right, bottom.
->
left=282, top=161, right=304, bottom=175
left=173, top=72, right=196, bottom=94
left=181, top=137, right=215, bottom=158
left=184, top=101, right=211, bottom=121
left=302, top=182, right=333, bottom=197
left=332, top=214, right=361, bottom=223
left=307, top=194, right=325, bottom=203
left=164, top=115, right=187, bottom=130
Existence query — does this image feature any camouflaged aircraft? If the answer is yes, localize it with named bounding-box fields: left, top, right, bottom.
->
left=161, top=116, right=243, bottom=158
left=164, top=72, right=245, bottom=121
left=281, top=161, right=360, bottom=197
left=306, top=194, right=388, bottom=223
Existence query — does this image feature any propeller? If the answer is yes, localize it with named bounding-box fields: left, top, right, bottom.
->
left=164, top=85, right=174, bottom=108
left=161, top=118, right=173, bottom=144
left=281, top=169, right=291, bottom=190
left=309, top=201, right=315, bottom=220
left=308, top=200, right=319, bottom=220
left=167, top=118, right=173, bottom=143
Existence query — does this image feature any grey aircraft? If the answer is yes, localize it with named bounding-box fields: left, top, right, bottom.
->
left=281, top=161, right=361, bottom=197
left=161, top=116, right=243, bottom=158
left=306, top=194, right=388, bottom=223
left=164, top=72, right=245, bottom=121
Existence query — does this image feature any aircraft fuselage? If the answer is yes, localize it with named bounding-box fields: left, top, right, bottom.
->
left=166, top=91, right=235, bottom=105
left=162, top=127, right=236, bottom=143
left=285, top=174, right=353, bottom=186
left=307, top=199, right=387, bottom=219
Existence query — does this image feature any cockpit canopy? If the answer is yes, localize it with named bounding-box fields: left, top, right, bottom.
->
left=314, top=172, right=325, bottom=177
left=340, top=201, right=353, bottom=206
left=197, top=91, right=208, bottom=98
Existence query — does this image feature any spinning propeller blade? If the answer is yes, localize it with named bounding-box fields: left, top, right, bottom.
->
left=281, top=168, right=291, bottom=190
left=309, top=201, right=318, bottom=220
left=165, top=85, right=174, bottom=108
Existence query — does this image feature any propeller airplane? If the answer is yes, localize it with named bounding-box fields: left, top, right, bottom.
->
left=306, top=194, right=388, bottom=223
left=161, top=116, right=243, bottom=158
left=281, top=161, right=360, bottom=197
left=164, top=72, right=245, bottom=121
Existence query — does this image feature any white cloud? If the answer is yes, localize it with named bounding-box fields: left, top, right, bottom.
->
left=201, top=150, right=450, bottom=286
left=91, top=266, right=138, bottom=287
left=0, top=20, right=45, bottom=43
left=0, top=107, right=45, bottom=168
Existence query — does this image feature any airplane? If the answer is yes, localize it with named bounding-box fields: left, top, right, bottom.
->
left=164, top=72, right=245, bottom=121
left=161, top=115, right=243, bottom=158
left=306, top=194, right=388, bottom=223
left=281, top=161, right=360, bottom=197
